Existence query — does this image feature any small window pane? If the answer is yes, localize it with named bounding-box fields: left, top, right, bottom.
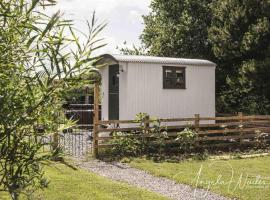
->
left=165, top=70, right=173, bottom=78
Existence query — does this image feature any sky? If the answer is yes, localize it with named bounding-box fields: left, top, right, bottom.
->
left=47, top=0, right=151, bottom=54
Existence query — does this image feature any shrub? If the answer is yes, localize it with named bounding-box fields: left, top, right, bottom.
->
left=109, top=132, right=143, bottom=157
left=193, top=151, right=209, bottom=160
left=176, top=128, right=197, bottom=153
left=149, top=119, right=168, bottom=155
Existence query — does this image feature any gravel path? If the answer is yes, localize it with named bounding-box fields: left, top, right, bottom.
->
left=76, top=159, right=230, bottom=200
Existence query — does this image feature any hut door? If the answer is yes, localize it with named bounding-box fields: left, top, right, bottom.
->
left=109, top=64, right=119, bottom=120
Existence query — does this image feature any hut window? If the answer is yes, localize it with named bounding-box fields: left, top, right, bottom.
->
left=163, top=66, right=186, bottom=89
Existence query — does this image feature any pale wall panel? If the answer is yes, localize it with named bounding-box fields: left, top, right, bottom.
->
left=119, top=62, right=215, bottom=121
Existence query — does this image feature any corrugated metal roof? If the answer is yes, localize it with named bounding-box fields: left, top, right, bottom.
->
left=102, top=54, right=216, bottom=67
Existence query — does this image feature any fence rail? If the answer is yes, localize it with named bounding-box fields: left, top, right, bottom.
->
left=92, top=113, right=270, bottom=156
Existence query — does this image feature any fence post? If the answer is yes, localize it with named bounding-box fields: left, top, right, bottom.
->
left=142, top=115, right=150, bottom=152
left=93, top=83, right=100, bottom=158
left=144, top=115, right=150, bottom=134
left=238, top=112, right=243, bottom=146
left=194, top=114, right=200, bottom=132
left=194, top=114, right=200, bottom=148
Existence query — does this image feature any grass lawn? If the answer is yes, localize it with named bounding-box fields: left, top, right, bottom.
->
left=0, top=162, right=168, bottom=200
left=130, top=156, right=270, bottom=200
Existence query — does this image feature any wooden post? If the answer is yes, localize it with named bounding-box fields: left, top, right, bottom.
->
left=143, top=115, right=150, bottom=153
left=194, top=114, right=200, bottom=149
left=194, top=114, right=200, bottom=132
left=93, top=83, right=100, bottom=158
left=144, top=115, right=150, bottom=134
left=238, top=112, right=243, bottom=146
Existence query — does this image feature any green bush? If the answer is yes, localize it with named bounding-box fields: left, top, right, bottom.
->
left=149, top=119, right=168, bottom=155
left=176, top=128, right=197, bottom=153
left=109, top=132, right=143, bottom=157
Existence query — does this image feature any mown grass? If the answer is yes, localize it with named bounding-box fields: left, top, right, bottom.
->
left=0, top=162, right=168, bottom=200
left=130, top=156, right=270, bottom=200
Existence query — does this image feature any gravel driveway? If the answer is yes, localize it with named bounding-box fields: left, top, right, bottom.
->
left=76, top=159, right=231, bottom=200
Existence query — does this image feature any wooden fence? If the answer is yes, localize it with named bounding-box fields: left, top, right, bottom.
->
left=92, top=113, right=270, bottom=157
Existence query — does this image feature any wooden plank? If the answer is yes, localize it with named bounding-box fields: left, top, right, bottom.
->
left=200, top=115, right=270, bottom=121
left=96, top=135, right=143, bottom=140
left=198, top=127, right=270, bottom=135
left=159, top=118, right=195, bottom=122
left=198, top=122, right=241, bottom=128
left=197, top=133, right=264, bottom=141
left=98, top=127, right=141, bottom=132
left=247, top=120, right=270, bottom=124
left=252, top=115, right=270, bottom=120
left=167, top=122, right=242, bottom=129
left=97, top=120, right=139, bottom=125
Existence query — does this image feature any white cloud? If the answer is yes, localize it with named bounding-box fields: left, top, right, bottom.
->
left=45, top=0, right=151, bottom=54
left=52, top=0, right=150, bottom=18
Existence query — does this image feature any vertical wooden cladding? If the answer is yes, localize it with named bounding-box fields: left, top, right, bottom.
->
left=118, top=62, right=216, bottom=121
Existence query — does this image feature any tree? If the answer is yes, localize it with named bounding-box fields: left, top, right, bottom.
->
left=0, top=0, right=105, bottom=199
left=208, top=0, right=270, bottom=113
left=141, top=0, right=214, bottom=59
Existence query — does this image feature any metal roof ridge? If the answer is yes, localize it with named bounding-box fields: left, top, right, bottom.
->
left=101, top=54, right=217, bottom=67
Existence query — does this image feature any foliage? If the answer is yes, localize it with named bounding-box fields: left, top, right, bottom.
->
left=134, top=112, right=149, bottom=123
left=149, top=119, right=168, bottom=155
left=107, top=113, right=169, bottom=158
left=134, top=112, right=149, bottom=152
left=141, top=0, right=214, bottom=59
left=109, top=132, right=142, bottom=157
left=209, top=0, right=270, bottom=114
left=176, top=128, right=197, bottom=153
left=192, top=151, right=209, bottom=161
left=135, top=113, right=168, bottom=154
left=0, top=0, right=105, bottom=199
